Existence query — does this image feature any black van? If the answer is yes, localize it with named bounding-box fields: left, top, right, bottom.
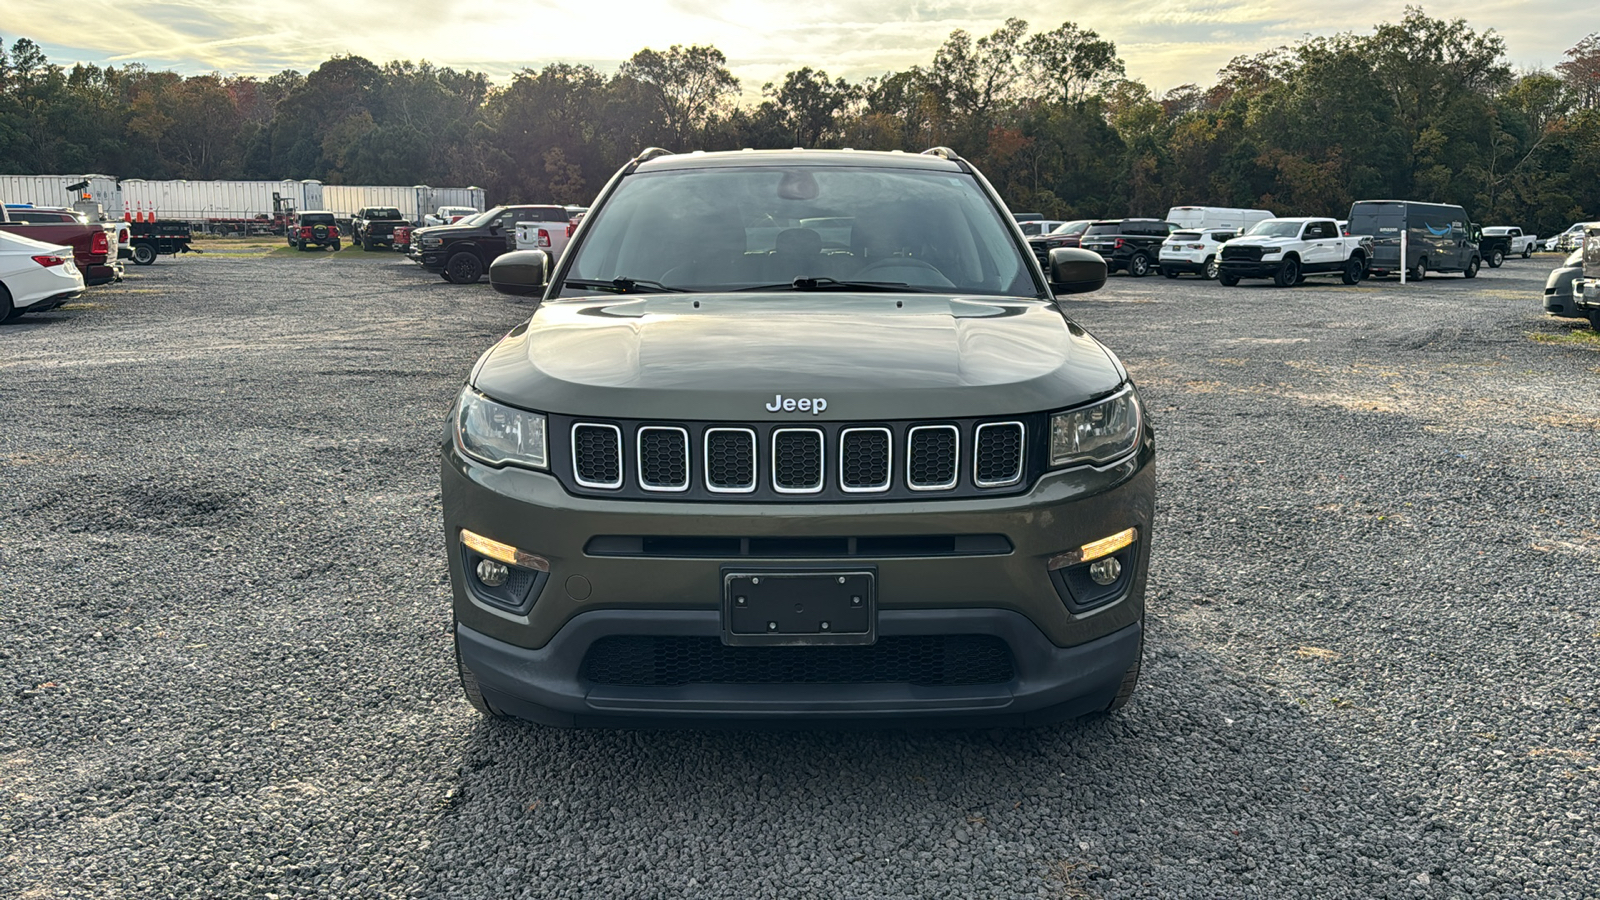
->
left=1347, top=200, right=1481, bottom=279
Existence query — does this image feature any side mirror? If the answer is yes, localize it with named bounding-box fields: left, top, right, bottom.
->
left=490, top=249, right=549, bottom=299
left=1048, top=247, right=1107, bottom=296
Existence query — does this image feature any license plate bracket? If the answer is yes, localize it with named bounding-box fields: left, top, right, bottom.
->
left=722, top=569, right=875, bottom=646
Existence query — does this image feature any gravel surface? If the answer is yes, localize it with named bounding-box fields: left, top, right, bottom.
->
left=1, top=250, right=1596, bottom=898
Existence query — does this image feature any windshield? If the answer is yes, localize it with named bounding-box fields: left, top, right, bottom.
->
left=1050, top=220, right=1092, bottom=236
left=1245, top=220, right=1304, bottom=238
left=300, top=213, right=335, bottom=224
left=559, top=165, right=1035, bottom=297
left=370, top=208, right=402, bottom=220
left=459, top=207, right=501, bottom=226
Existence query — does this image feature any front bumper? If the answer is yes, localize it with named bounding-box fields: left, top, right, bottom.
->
left=1218, top=260, right=1283, bottom=278
left=420, top=249, right=446, bottom=270
left=442, top=437, right=1155, bottom=725
left=460, top=611, right=1142, bottom=727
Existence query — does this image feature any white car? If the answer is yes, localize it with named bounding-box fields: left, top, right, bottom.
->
left=1158, top=228, right=1240, bottom=279
left=0, top=230, right=85, bottom=322
left=424, top=206, right=481, bottom=227
left=1018, top=219, right=1068, bottom=237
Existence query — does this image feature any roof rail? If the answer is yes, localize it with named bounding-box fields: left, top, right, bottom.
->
left=634, top=147, right=676, bottom=163
left=920, top=146, right=962, bottom=161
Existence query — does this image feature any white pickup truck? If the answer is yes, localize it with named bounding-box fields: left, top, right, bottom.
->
left=512, top=205, right=577, bottom=259
left=1217, top=217, right=1374, bottom=287
left=1480, top=226, right=1537, bottom=264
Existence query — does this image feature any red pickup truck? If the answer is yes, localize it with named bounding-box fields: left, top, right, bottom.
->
left=0, top=206, right=123, bottom=286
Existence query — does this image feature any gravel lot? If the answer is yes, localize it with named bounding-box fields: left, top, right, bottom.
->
left=2, top=249, right=1596, bottom=899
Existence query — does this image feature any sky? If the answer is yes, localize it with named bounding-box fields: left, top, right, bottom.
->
left=6, top=0, right=1591, bottom=97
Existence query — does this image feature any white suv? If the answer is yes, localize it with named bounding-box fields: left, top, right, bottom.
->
left=1158, top=229, right=1238, bottom=280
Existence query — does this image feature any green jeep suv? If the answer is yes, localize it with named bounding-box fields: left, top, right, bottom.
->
left=441, top=147, right=1155, bottom=727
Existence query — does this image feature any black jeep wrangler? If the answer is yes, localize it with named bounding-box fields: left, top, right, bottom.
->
left=287, top=211, right=341, bottom=251
left=351, top=207, right=404, bottom=251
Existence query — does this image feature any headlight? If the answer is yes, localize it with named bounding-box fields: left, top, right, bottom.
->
left=421, top=236, right=443, bottom=248
left=1050, top=387, right=1141, bottom=467
left=1261, top=247, right=1281, bottom=255
left=455, top=387, right=547, bottom=469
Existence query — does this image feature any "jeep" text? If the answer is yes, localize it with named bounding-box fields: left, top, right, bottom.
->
left=765, top=394, right=828, bottom=415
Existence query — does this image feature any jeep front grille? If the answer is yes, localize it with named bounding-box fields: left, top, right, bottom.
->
left=772, top=428, right=824, bottom=493
left=974, top=422, right=1024, bottom=487
left=637, top=426, right=689, bottom=491
left=840, top=427, right=891, bottom=492
left=907, top=425, right=959, bottom=490
left=572, top=423, right=622, bottom=488
left=558, top=415, right=1042, bottom=501
left=704, top=427, right=756, bottom=492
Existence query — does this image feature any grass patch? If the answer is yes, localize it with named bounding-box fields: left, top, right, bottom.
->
left=1528, top=328, right=1600, bottom=349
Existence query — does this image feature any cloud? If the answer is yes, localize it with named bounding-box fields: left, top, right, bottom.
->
left=9, top=0, right=1585, bottom=95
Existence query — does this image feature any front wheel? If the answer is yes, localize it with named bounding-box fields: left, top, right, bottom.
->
left=1463, top=256, right=1479, bottom=278
left=1203, top=256, right=1219, bottom=280
left=1274, top=257, right=1300, bottom=287
left=1589, top=308, right=1600, bottom=331
left=1127, top=253, right=1151, bottom=278
left=131, top=242, right=157, bottom=266
left=455, top=627, right=504, bottom=719
left=1219, top=272, right=1240, bottom=287
left=444, top=251, right=484, bottom=284
left=1410, top=258, right=1427, bottom=280
left=1489, top=248, right=1504, bottom=268
left=1341, top=257, right=1365, bottom=285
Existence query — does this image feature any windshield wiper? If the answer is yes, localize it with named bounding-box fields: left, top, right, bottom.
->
left=734, top=277, right=923, bottom=293
left=562, top=277, right=685, bottom=294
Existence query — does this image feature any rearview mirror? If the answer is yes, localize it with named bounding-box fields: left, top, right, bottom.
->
left=1048, top=247, right=1107, bottom=296
left=490, top=249, right=549, bottom=299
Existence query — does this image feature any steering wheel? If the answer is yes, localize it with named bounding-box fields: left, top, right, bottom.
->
left=854, top=257, right=954, bottom=285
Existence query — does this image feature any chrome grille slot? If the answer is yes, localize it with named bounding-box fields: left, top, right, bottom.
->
left=974, top=422, right=1024, bottom=487
left=637, top=426, right=689, bottom=492
left=704, top=427, right=756, bottom=492
left=572, top=423, right=623, bottom=489
left=772, top=428, right=824, bottom=493
left=907, top=425, right=959, bottom=490
left=840, top=427, right=891, bottom=492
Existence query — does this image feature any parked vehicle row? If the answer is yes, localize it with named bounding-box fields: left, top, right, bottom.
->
left=0, top=229, right=85, bottom=322
left=0, top=203, right=121, bottom=286
left=402, top=205, right=577, bottom=283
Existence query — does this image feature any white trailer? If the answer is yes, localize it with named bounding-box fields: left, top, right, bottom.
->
left=0, top=174, right=122, bottom=219
left=424, top=186, right=486, bottom=214
left=119, top=179, right=324, bottom=233
left=322, top=184, right=428, bottom=222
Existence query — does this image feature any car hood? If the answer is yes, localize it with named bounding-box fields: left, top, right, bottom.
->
left=1226, top=236, right=1297, bottom=247
left=470, top=294, right=1124, bottom=420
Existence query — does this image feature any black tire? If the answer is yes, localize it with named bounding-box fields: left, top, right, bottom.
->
left=1161, top=267, right=1178, bottom=279
left=444, top=251, right=484, bottom=284
left=1463, top=256, right=1479, bottom=278
left=1274, top=256, right=1300, bottom=287
left=298, top=242, right=312, bottom=252
left=1127, top=253, right=1151, bottom=278
left=0, top=284, right=15, bottom=323
left=1104, top=632, right=1143, bottom=712
left=1203, top=256, right=1219, bottom=280
left=131, top=242, right=158, bottom=266
left=331, top=240, right=341, bottom=252
left=1522, top=245, right=1532, bottom=259
left=1589, top=308, right=1600, bottom=331
left=1341, top=256, right=1365, bottom=285
left=1410, top=258, right=1426, bottom=280
left=1489, top=248, right=1504, bottom=268
left=362, top=235, right=374, bottom=251
left=455, top=627, right=503, bottom=719
left=1219, top=272, right=1240, bottom=287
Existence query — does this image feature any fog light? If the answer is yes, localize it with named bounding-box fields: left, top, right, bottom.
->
left=1089, top=556, right=1122, bottom=585
left=476, top=559, right=509, bottom=587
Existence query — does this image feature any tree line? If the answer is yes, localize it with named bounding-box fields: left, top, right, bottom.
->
left=2, top=7, right=1597, bottom=235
